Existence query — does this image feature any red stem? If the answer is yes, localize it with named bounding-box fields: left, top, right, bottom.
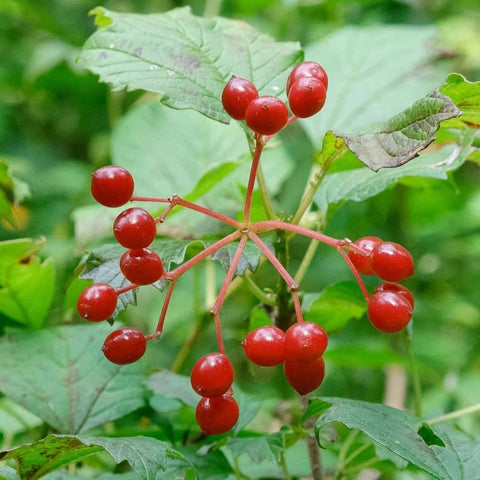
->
left=247, top=231, right=298, bottom=291
left=291, top=289, right=304, bottom=323
left=115, top=284, right=138, bottom=295
left=167, top=230, right=241, bottom=280
left=145, top=279, right=177, bottom=340
left=335, top=246, right=371, bottom=301
left=243, top=138, right=264, bottom=223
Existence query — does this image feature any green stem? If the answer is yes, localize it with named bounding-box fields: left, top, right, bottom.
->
left=278, top=450, right=293, bottom=480
left=256, top=160, right=277, bottom=220
left=294, top=236, right=320, bottom=285
left=301, top=395, right=324, bottom=480
left=242, top=272, right=277, bottom=306
left=402, top=330, right=422, bottom=417
left=428, top=402, right=480, bottom=425
left=335, top=429, right=359, bottom=477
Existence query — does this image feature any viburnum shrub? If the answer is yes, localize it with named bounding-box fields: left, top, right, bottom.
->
left=77, top=60, right=419, bottom=435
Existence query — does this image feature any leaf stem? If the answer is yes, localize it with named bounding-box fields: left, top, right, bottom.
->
left=242, top=271, right=277, bottom=306
left=428, top=402, right=480, bottom=425
left=402, top=330, right=422, bottom=417
left=294, top=236, right=320, bottom=285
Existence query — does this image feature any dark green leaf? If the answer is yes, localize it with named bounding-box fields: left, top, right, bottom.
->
left=305, top=397, right=451, bottom=479
left=337, top=90, right=461, bottom=171
left=302, top=281, right=366, bottom=332
left=79, top=7, right=301, bottom=122
left=0, top=324, right=146, bottom=434
left=439, top=73, right=480, bottom=128
left=0, top=434, right=188, bottom=480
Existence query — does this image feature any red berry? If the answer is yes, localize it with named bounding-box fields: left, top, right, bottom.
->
left=242, top=326, right=285, bottom=366
left=222, top=76, right=259, bottom=120
left=284, top=357, right=325, bottom=395
left=286, top=61, right=328, bottom=94
left=348, top=236, right=383, bottom=275
left=288, top=77, right=327, bottom=118
left=113, top=208, right=157, bottom=249
left=191, top=353, right=234, bottom=397
left=119, top=248, right=164, bottom=285
left=371, top=242, right=414, bottom=282
left=77, top=283, right=117, bottom=322
left=91, top=166, right=134, bottom=207
left=245, top=96, right=289, bottom=136
left=195, top=394, right=239, bottom=435
left=373, top=282, right=414, bottom=308
left=284, top=322, right=328, bottom=362
left=102, top=327, right=146, bottom=364
left=367, top=290, right=413, bottom=333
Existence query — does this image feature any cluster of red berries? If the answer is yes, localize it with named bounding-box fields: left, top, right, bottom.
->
left=243, top=322, right=327, bottom=395
left=221, top=61, right=328, bottom=136
left=348, top=236, right=414, bottom=333
left=76, top=61, right=416, bottom=436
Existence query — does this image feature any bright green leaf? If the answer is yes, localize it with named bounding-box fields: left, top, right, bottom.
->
left=303, top=281, right=366, bottom=332
left=0, top=324, right=146, bottom=434
left=79, top=7, right=301, bottom=122
left=439, top=73, right=480, bottom=128
left=337, top=90, right=460, bottom=171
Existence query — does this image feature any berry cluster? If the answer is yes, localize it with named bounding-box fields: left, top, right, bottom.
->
left=222, top=61, right=328, bottom=136
left=77, top=61, right=415, bottom=435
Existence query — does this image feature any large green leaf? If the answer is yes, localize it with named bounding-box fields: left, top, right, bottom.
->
left=0, top=434, right=190, bottom=480
left=305, top=397, right=478, bottom=480
left=0, top=238, right=55, bottom=328
left=0, top=324, right=146, bottom=434
left=337, top=90, right=460, bottom=171
left=302, top=25, right=452, bottom=148
left=78, top=7, right=301, bottom=122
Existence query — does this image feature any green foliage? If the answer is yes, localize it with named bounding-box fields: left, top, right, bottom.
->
left=1, top=1, right=480, bottom=480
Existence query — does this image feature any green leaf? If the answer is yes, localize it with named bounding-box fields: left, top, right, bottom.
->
left=302, top=25, right=452, bottom=148
left=0, top=466, right=19, bottom=480
left=227, top=430, right=298, bottom=465
left=305, top=397, right=451, bottom=479
left=79, top=7, right=301, bottom=122
left=0, top=397, right=42, bottom=436
left=0, top=324, right=146, bottom=434
left=0, top=434, right=189, bottom=480
left=337, top=90, right=461, bottom=171
left=0, top=238, right=55, bottom=328
left=439, top=73, right=480, bottom=128
left=210, top=234, right=275, bottom=276
left=146, top=370, right=199, bottom=409
left=302, top=281, right=366, bottom=332
left=314, top=142, right=472, bottom=216
left=0, top=158, right=30, bottom=228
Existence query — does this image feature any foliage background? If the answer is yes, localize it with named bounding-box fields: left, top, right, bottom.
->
left=1, top=0, right=480, bottom=479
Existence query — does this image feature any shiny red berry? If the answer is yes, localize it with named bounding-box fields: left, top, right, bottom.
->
left=113, top=208, right=157, bottom=249
left=119, top=248, right=164, bottom=285
left=191, top=353, right=234, bottom=397
left=77, top=283, right=118, bottom=322
left=284, top=356, right=325, bottom=395
left=102, top=327, right=146, bottom=364
left=286, top=61, right=328, bottom=94
left=91, top=166, right=134, bottom=207
left=348, top=236, right=383, bottom=275
left=195, top=394, right=239, bottom=435
left=371, top=242, right=414, bottom=282
left=245, top=96, right=289, bottom=136
left=367, top=290, right=413, bottom=333
left=373, top=282, right=414, bottom=308
left=242, top=325, right=285, bottom=366
left=288, top=77, right=327, bottom=118
left=222, top=76, right=259, bottom=120
left=284, top=322, right=328, bottom=362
